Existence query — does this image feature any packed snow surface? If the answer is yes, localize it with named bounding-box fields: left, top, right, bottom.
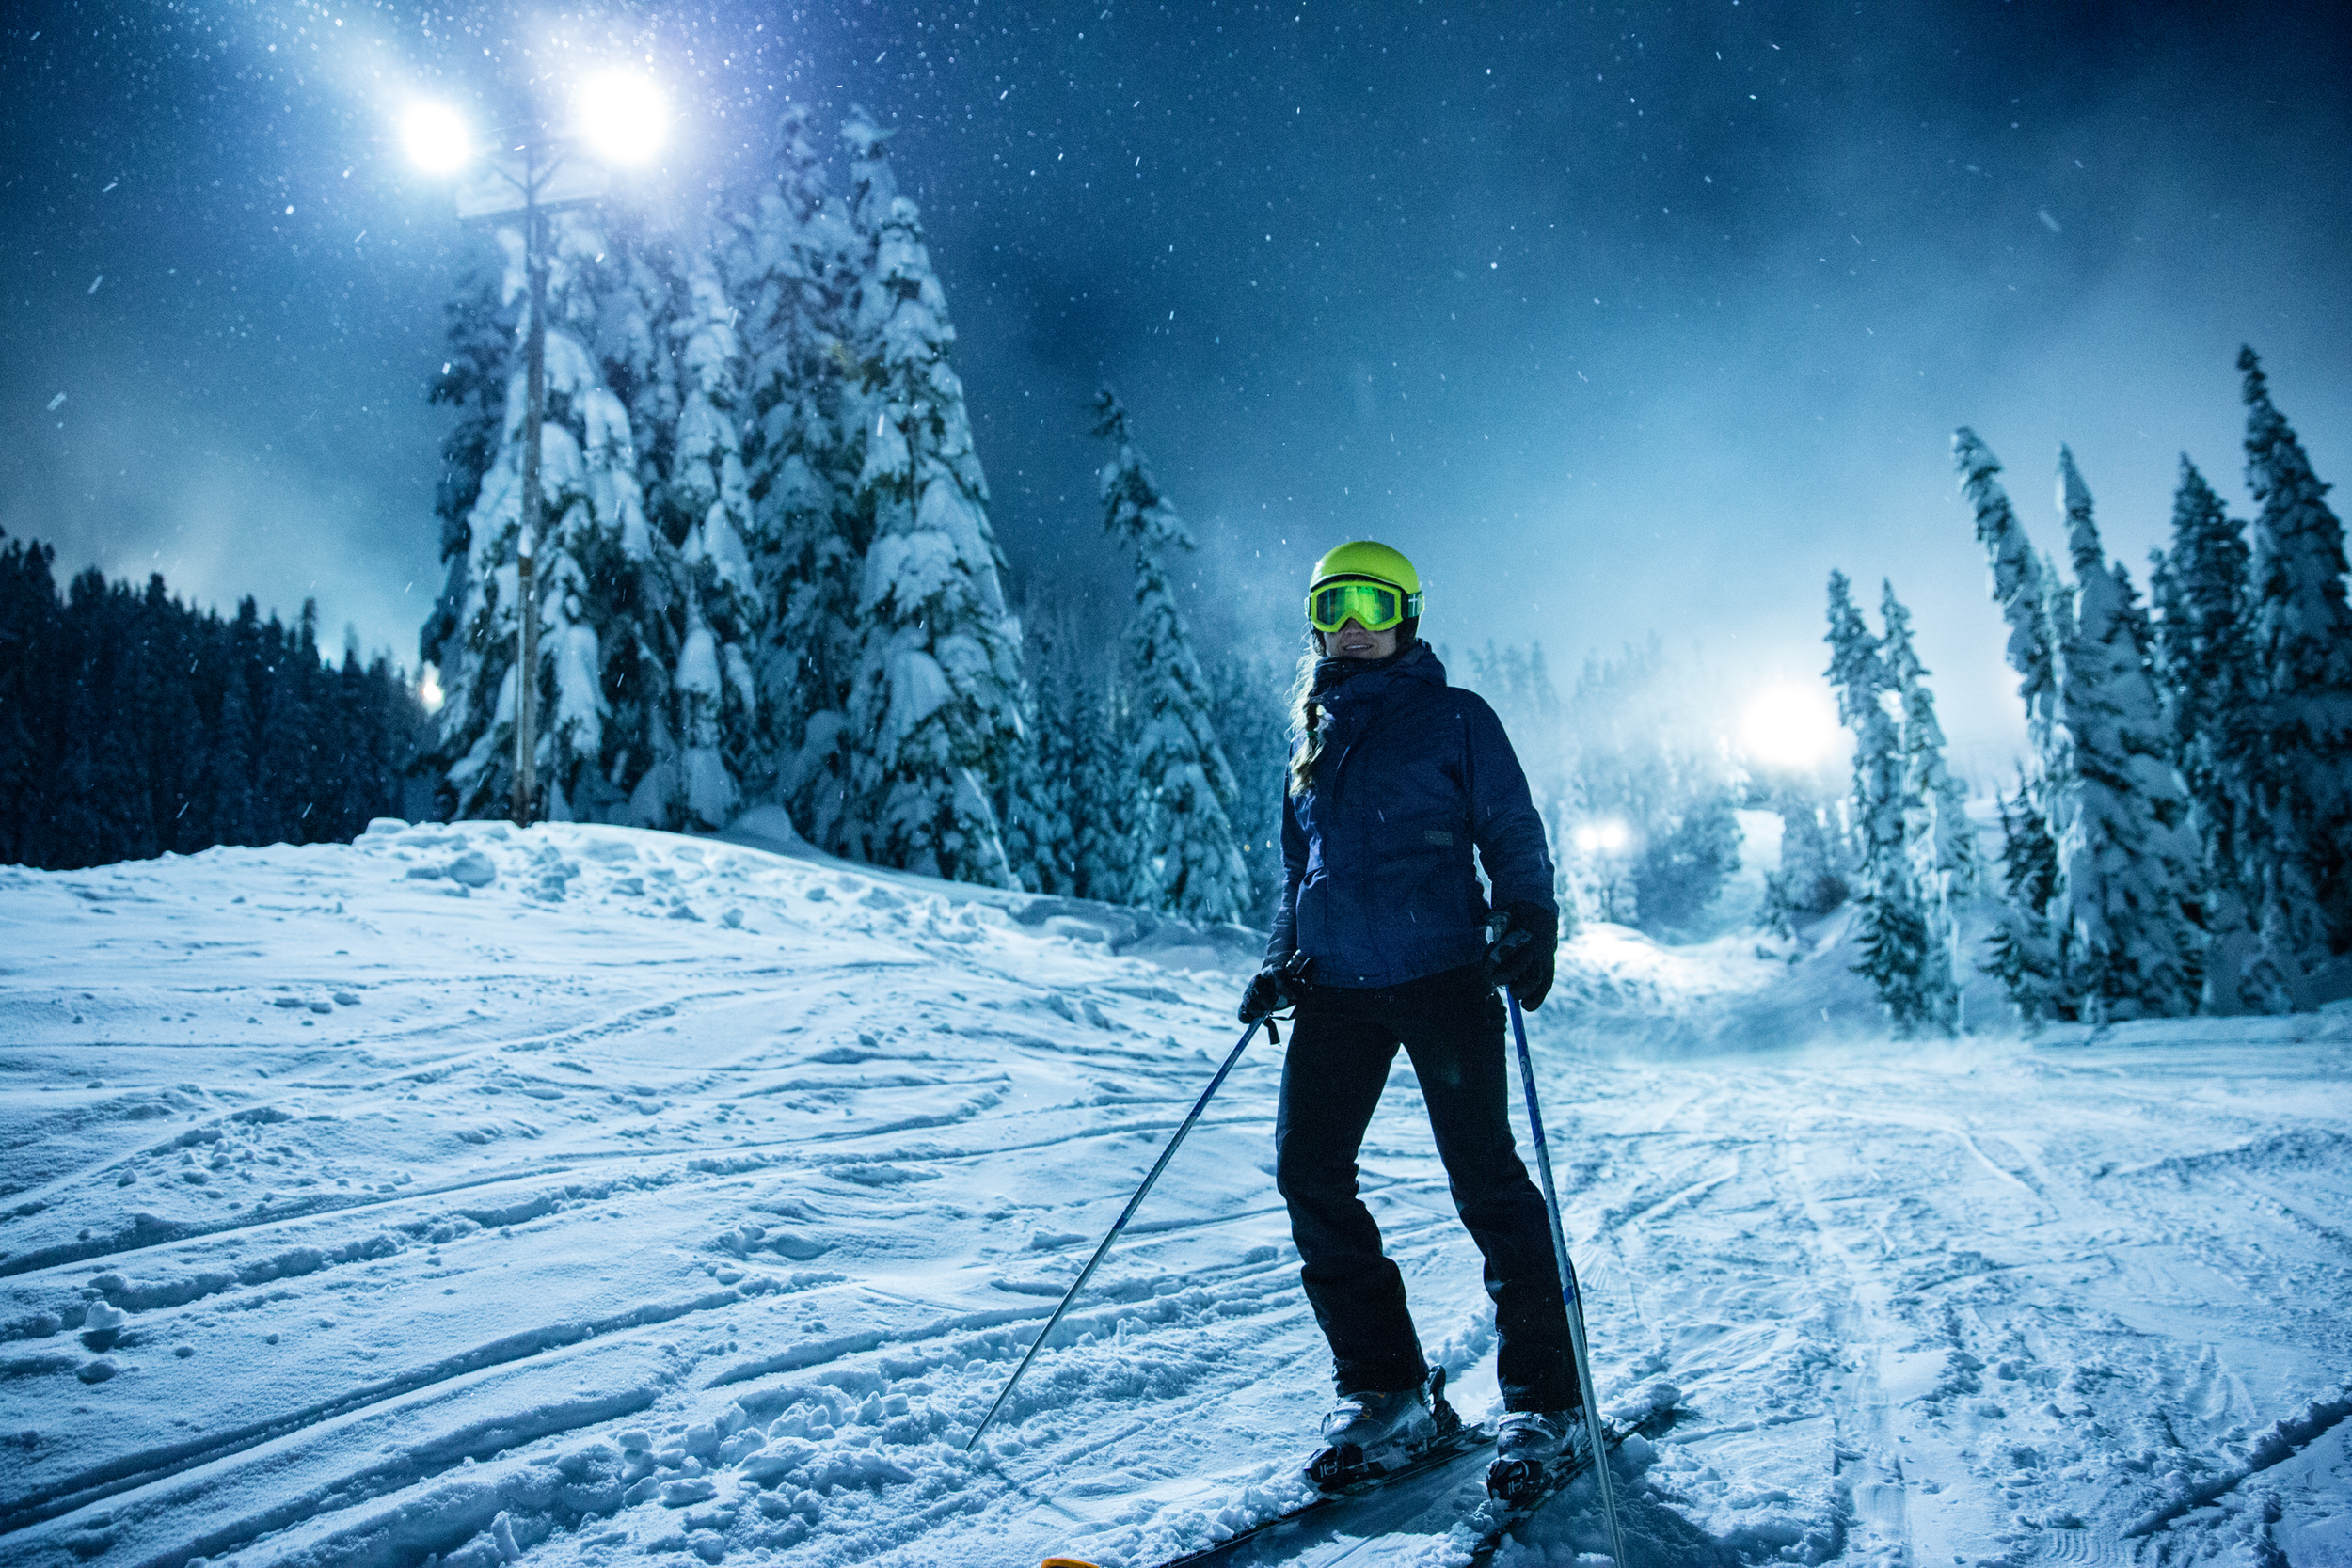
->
left=2, top=821, right=2348, bottom=1568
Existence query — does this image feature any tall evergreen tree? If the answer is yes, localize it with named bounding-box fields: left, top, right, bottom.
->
left=2239, top=347, right=2352, bottom=990
left=1880, top=581, right=1979, bottom=1009
left=839, top=107, right=1025, bottom=885
left=1068, top=673, right=1138, bottom=906
left=1093, top=388, right=1251, bottom=924
left=589, top=215, right=696, bottom=829
left=50, top=570, right=113, bottom=866
left=1954, top=430, right=2071, bottom=1021
left=733, top=105, right=866, bottom=850
left=143, top=574, right=210, bottom=855
left=421, top=255, right=521, bottom=696
left=1015, top=604, right=1087, bottom=896
left=665, top=252, right=766, bottom=830
left=255, top=602, right=326, bottom=842
left=1825, top=571, right=1953, bottom=1035
left=995, top=672, right=1060, bottom=895
left=210, top=599, right=265, bottom=849
left=0, top=534, right=59, bottom=864
left=424, top=209, right=686, bottom=827
left=2048, top=448, right=2202, bottom=1021
left=1985, top=769, right=2064, bottom=1014
left=2149, top=455, right=2269, bottom=1010
left=1207, top=650, right=1293, bottom=923
left=1955, top=428, right=2064, bottom=757
left=1760, top=784, right=1850, bottom=939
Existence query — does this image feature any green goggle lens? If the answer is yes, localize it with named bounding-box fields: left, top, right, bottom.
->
left=1307, top=580, right=1412, bottom=633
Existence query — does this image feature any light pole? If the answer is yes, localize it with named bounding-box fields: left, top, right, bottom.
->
left=402, top=75, right=666, bottom=826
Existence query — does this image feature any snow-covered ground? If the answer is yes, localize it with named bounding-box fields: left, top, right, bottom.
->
left=2, top=822, right=2348, bottom=1568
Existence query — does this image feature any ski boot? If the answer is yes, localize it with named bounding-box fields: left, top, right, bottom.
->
left=1306, top=1367, right=1459, bottom=1491
left=1486, top=1408, right=1593, bottom=1508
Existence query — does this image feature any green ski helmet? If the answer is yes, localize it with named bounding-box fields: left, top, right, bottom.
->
left=1306, top=540, right=1424, bottom=638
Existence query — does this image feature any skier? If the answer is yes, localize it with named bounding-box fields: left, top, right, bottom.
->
left=1238, top=540, right=1580, bottom=1497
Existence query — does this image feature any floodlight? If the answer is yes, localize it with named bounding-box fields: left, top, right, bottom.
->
left=1574, top=820, right=1630, bottom=854
left=402, top=102, right=473, bottom=174
left=575, top=70, right=667, bottom=166
left=1740, top=683, right=1842, bottom=770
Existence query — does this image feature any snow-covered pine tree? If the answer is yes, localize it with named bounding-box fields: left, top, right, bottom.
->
left=733, top=105, right=868, bottom=850
left=1092, top=388, right=1251, bottom=924
left=1953, top=430, right=2070, bottom=1021
left=0, top=533, right=58, bottom=864
left=1068, top=671, right=1138, bottom=906
left=585, top=216, right=700, bottom=830
left=993, top=667, right=1060, bottom=895
left=2047, top=447, right=2203, bottom=1021
left=1633, top=790, right=1743, bottom=934
left=1207, top=649, right=1293, bottom=923
left=1009, top=609, right=1083, bottom=895
left=421, top=255, right=519, bottom=697
left=1879, top=581, right=1979, bottom=1010
left=663, top=252, right=766, bottom=830
left=2149, top=454, right=2268, bottom=1010
left=1825, top=571, right=1954, bottom=1036
left=838, top=107, right=1025, bottom=885
left=1985, top=768, right=2063, bottom=1012
left=1025, top=595, right=1107, bottom=897
left=1760, top=784, right=1850, bottom=939
left=425, top=210, right=674, bottom=826
left=2239, top=347, right=2352, bottom=992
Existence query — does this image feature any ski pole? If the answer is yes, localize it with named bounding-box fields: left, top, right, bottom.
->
left=967, top=1012, right=1278, bottom=1452
left=1508, top=991, right=1630, bottom=1566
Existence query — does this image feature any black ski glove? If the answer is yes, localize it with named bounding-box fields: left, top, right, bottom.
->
left=1484, top=901, right=1558, bottom=1010
left=1239, top=953, right=1312, bottom=1025
left=1238, top=967, right=1287, bottom=1024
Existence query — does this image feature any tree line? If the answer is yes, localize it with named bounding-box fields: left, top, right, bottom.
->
left=0, top=536, right=425, bottom=871
left=1825, top=348, right=2350, bottom=1029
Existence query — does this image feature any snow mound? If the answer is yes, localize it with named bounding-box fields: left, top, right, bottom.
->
left=1537, top=901, right=2022, bottom=1055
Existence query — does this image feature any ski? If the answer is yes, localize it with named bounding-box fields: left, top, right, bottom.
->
left=1455, top=1387, right=1679, bottom=1563
left=1142, top=1421, right=1497, bottom=1568
left=1042, top=1386, right=1677, bottom=1568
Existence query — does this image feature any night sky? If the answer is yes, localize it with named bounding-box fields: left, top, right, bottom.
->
left=4, top=1, right=2346, bottom=775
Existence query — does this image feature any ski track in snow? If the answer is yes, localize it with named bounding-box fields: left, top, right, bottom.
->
left=1, top=821, right=2348, bottom=1568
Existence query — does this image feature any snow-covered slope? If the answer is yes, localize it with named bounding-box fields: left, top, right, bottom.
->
left=2, top=822, right=2347, bottom=1568
left=1537, top=904, right=2027, bottom=1058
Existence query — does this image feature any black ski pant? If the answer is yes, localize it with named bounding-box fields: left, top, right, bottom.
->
left=1273, top=963, right=1581, bottom=1412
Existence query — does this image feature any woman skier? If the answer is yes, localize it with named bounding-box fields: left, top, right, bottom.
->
left=1237, top=539, right=1579, bottom=1501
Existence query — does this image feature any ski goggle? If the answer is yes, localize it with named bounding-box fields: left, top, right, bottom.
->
left=1307, top=578, right=1422, bottom=633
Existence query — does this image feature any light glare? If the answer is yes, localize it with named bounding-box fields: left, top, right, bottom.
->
left=576, top=70, right=667, bottom=166
left=1740, top=683, right=1843, bottom=770
left=402, top=102, right=472, bottom=174
left=1572, top=819, right=1630, bottom=854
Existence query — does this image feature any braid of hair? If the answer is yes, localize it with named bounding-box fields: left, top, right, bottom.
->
left=1286, top=639, right=1323, bottom=797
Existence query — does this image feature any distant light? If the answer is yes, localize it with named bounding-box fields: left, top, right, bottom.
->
left=418, top=664, right=446, bottom=712
left=1572, top=819, right=1630, bottom=854
left=1740, top=683, right=1842, bottom=770
left=576, top=70, right=666, bottom=166
left=402, top=102, right=473, bottom=173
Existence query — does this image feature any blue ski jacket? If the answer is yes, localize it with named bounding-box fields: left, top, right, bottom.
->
left=1266, top=643, right=1557, bottom=988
